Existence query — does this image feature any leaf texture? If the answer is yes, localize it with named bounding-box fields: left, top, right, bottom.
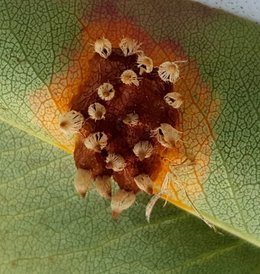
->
left=0, top=121, right=260, bottom=273
left=0, top=1, right=259, bottom=269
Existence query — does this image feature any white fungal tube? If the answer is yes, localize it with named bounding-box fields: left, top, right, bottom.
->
left=152, top=123, right=182, bottom=148
left=105, top=153, right=126, bottom=172
left=95, top=176, right=112, bottom=199
left=137, top=55, right=153, bottom=75
left=133, top=141, right=153, bottom=161
left=88, top=102, right=106, bottom=121
left=145, top=193, right=162, bottom=222
left=158, top=61, right=180, bottom=83
left=123, top=113, right=139, bottom=126
left=94, top=37, right=112, bottom=58
left=134, top=174, right=153, bottom=195
left=120, top=69, right=139, bottom=86
left=145, top=174, right=170, bottom=222
left=74, top=168, right=93, bottom=198
left=164, top=92, right=183, bottom=109
left=84, top=132, right=108, bottom=152
left=59, top=110, right=84, bottom=136
left=119, top=37, right=142, bottom=56
left=97, top=83, right=115, bottom=101
left=111, top=189, right=136, bottom=219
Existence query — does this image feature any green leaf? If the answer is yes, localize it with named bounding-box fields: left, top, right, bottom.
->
left=0, top=0, right=259, bottom=272
left=0, top=121, right=260, bottom=273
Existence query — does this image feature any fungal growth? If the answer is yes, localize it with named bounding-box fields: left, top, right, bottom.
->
left=133, top=141, right=153, bottom=161
left=84, top=132, right=108, bottom=152
left=123, top=113, right=139, bottom=126
left=164, top=92, right=183, bottom=109
left=74, top=168, right=93, bottom=198
left=88, top=102, right=106, bottom=121
left=94, top=37, right=112, bottom=58
left=152, top=123, right=182, bottom=148
left=59, top=110, right=84, bottom=136
left=119, top=37, right=142, bottom=56
left=61, top=37, right=186, bottom=219
left=158, top=61, right=180, bottom=83
left=97, top=83, right=115, bottom=101
left=134, top=174, right=153, bottom=195
left=95, top=176, right=112, bottom=199
left=137, top=55, right=153, bottom=75
left=120, top=69, right=139, bottom=86
left=105, top=153, right=126, bottom=172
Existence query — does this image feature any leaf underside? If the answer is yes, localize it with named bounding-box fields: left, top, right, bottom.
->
left=0, top=0, right=259, bottom=273
left=0, top=121, right=259, bottom=273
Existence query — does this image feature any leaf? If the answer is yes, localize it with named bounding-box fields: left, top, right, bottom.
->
left=0, top=0, right=259, bottom=271
left=0, top=121, right=260, bottom=273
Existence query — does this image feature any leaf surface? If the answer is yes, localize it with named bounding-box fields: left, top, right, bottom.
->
left=0, top=121, right=260, bottom=273
left=0, top=0, right=259, bottom=272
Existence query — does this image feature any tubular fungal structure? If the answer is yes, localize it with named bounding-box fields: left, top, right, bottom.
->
left=59, top=37, right=185, bottom=218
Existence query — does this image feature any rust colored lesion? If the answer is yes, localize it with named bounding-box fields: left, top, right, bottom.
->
left=71, top=48, right=180, bottom=194
left=30, top=4, right=219, bottom=215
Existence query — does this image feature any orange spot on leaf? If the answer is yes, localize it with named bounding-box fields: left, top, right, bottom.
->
left=30, top=3, right=219, bottom=211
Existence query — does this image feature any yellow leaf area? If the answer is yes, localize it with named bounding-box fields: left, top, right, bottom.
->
left=30, top=8, right=218, bottom=212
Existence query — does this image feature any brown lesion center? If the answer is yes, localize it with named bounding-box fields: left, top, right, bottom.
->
left=70, top=48, right=179, bottom=194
